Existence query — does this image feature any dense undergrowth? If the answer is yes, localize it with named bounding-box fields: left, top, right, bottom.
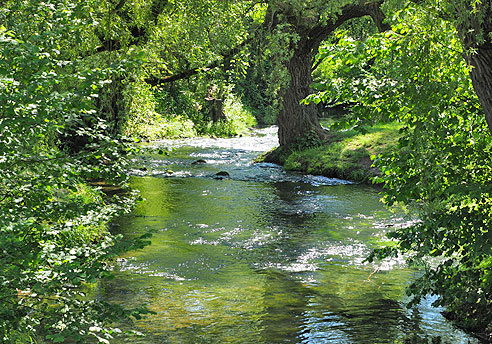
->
left=0, top=5, right=152, bottom=343
left=123, top=82, right=256, bottom=141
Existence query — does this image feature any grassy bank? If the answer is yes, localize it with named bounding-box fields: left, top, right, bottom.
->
left=263, top=122, right=402, bottom=183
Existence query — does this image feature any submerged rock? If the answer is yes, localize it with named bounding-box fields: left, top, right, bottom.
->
left=192, top=159, right=207, bottom=165
left=214, top=171, right=230, bottom=179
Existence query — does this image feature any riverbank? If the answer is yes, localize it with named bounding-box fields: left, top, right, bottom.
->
left=260, top=122, right=401, bottom=184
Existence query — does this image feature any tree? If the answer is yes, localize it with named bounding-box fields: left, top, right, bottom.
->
left=467, top=25, right=492, bottom=133
left=270, top=0, right=492, bottom=146
left=305, top=3, right=492, bottom=337
left=114, top=0, right=492, bottom=147
left=304, top=2, right=492, bottom=337
left=0, top=1, right=152, bottom=342
left=260, top=1, right=389, bottom=147
left=407, top=0, right=492, bottom=135
left=140, top=1, right=391, bottom=147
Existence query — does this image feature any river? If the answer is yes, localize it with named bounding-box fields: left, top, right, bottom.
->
left=104, top=127, right=479, bottom=343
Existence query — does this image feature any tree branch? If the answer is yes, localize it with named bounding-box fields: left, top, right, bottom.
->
left=311, top=57, right=324, bottom=72
left=308, top=1, right=390, bottom=47
left=145, top=37, right=252, bottom=86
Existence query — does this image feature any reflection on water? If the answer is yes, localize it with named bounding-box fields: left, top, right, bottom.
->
left=105, top=127, right=479, bottom=343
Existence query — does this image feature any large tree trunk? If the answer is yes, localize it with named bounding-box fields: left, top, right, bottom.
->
left=274, top=2, right=389, bottom=147
left=469, top=43, right=492, bottom=134
left=455, top=5, right=492, bottom=135
left=277, top=39, right=327, bottom=146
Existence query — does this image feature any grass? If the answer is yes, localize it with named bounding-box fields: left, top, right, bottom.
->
left=282, top=122, right=402, bottom=183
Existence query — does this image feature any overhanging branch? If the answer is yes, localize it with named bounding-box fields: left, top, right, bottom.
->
left=145, top=37, right=252, bottom=86
left=308, top=1, right=390, bottom=47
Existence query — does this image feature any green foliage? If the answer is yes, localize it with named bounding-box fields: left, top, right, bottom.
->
left=199, top=93, right=257, bottom=137
left=137, top=0, right=258, bottom=131
left=245, top=21, right=298, bottom=120
left=309, top=5, right=467, bottom=131
left=3, top=0, right=491, bottom=340
left=146, top=0, right=251, bottom=78
left=123, top=82, right=256, bottom=140
left=233, top=59, right=278, bottom=125
left=372, top=109, right=492, bottom=332
left=0, top=2, right=151, bottom=342
left=123, top=82, right=196, bottom=140
left=154, top=85, right=202, bottom=122
left=306, top=4, right=492, bottom=335
left=370, top=84, right=492, bottom=331
left=110, top=0, right=262, bottom=139
left=306, top=2, right=492, bottom=335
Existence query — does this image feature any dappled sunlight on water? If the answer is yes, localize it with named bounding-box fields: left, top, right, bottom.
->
left=106, top=128, right=480, bottom=343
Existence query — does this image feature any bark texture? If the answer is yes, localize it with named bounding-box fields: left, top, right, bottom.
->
left=461, top=5, right=492, bottom=134
left=451, top=3, right=492, bottom=135
left=469, top=42, right=492, bottom=134
left=277, top=38, right=327, bottom=146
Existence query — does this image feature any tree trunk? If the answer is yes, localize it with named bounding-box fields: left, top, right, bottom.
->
left=205, top=85, right=226, bottom=122
left=455, top=5, right=492, bottom=135
left=277, top=39, right=327, bottom=146
left=468, top=41, right=492, bottom=135
left=274, top=3, right=389, bottom=147
left=207, top=98, right=225, bottom=122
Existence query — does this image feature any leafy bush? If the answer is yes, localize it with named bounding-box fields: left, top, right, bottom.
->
left=124, top=82, right=196, bottom=140
left=200, top=93, right=257, bottom=137
left=0, top=5, right=150, bottom=343
left=372, top=101, right=492, bottom=334
left=310, top=4, right=492, bottom=335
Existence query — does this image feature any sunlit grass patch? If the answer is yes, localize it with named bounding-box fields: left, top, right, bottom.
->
left=283, top=122, right=402, bottom=183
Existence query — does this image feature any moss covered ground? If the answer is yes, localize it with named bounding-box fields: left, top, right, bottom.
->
left=263, top=122, right=402, bottom=184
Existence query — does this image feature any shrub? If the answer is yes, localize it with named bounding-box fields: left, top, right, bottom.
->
left=199, top=93, right=257, bottom=137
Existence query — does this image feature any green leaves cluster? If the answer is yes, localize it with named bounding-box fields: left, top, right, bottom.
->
left=306, top=2, right=492, bottom=335
left=0, top=1, right=151, bottom=342
left=310, top=6, right=468, bottom=129
left=147, top=0, right=251, bottom=75
left=374, top=107, right=492, bottom=331
left=309, top=3, right=492, bottom=334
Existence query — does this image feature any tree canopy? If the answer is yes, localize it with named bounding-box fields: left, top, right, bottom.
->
left=2, top=0, right=492, bottom=342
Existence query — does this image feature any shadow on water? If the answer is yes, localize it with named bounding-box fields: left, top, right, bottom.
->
left=104, top=127, right=481, bottom=344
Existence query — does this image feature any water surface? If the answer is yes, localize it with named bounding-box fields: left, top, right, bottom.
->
left=105, top=127, right=479, bottom=343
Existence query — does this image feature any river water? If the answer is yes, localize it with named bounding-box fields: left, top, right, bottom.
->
left=105, top=127, right=479, bottom=343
